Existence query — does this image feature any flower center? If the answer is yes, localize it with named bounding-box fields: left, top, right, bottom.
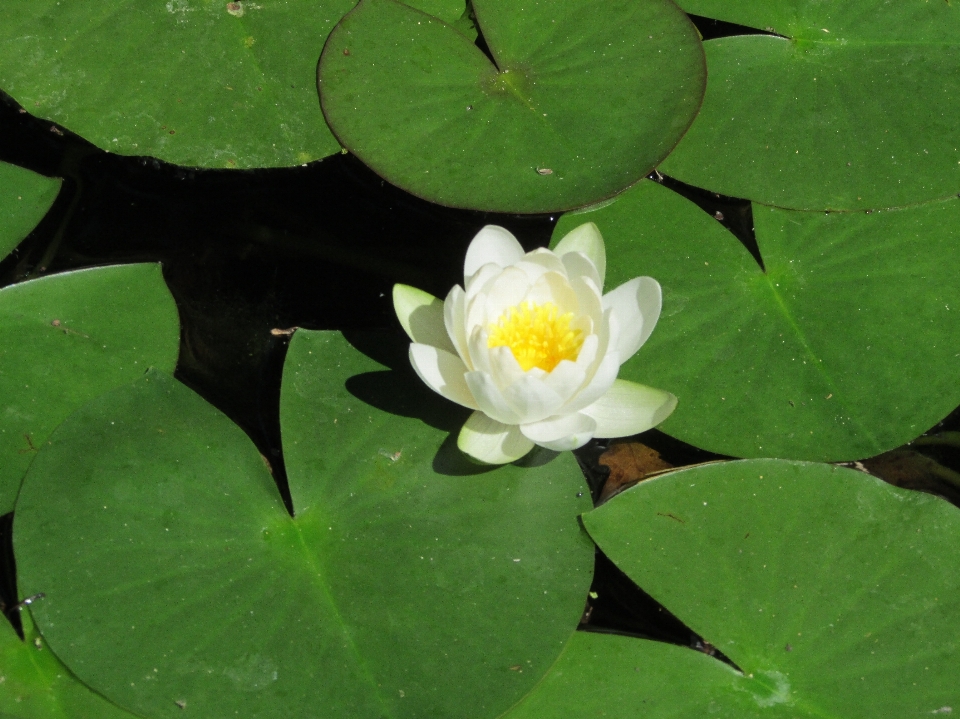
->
left=487, top=301, right=584, bottom=372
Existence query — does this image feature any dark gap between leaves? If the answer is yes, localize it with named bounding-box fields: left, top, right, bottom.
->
left=473, top=23, right=496, bottom=66
left=0, top=513, right=24, bottom=639
left=651, top=173, right=763, bottom=272
left=687, top=14, right=787, bottom=42
left=579, top=550, right=740, bottom=671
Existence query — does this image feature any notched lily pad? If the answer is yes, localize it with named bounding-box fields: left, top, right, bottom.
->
left=0, top=162, right=60, bottom=262
left=579, top=459, right=960, bottom=718
left=319, top=0, right=705, bottom=212
left=14, top=331, right=593, bottom=719
left=0, top=263, right=180, bottom=514
left=554, top=180, right=960, bottom=461
left=661, top=1, right=960, bottom=210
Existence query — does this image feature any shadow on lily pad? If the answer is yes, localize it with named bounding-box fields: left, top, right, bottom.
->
left=342, top=328, right=561, bottom=476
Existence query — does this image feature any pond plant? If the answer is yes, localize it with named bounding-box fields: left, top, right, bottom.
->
left=0, top=0, right=959, bottom=717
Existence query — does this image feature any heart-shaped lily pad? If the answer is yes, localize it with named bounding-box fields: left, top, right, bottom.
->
left=0, top=612, right=138, bottom=719
left=660, top=0, right=960, bottom=210
left=14, top=330, right=593, bottom=719
left=318, top=0, right=705, bottom=212
left=577, top=459, right=960, bottom=717
left=554, top=180, right=960, bottom=460
left=0, top=263, right=180, bottom=514
left=0, top=162, right=60, bottom=262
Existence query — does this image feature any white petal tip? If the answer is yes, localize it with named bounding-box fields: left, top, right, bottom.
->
left=463, top=226, right=525, bottom=280
left=553, top=222, right=606, bottom=286
left=582, top=380, right=678, bottom=439
left=458, top=411, right=534, bottom=465
left=393, top=284, right=456, bottom=353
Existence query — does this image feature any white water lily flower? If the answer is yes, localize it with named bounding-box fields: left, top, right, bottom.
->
left=393, top=222, right=677, bottom=464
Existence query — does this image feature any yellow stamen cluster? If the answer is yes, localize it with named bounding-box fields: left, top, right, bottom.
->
left=487, top=301, right=584, bottom=372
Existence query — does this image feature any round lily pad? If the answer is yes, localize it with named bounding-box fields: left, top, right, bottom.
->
left=0, top=162, right=60, bottom=262
left=319, top=0, right=705, bottom=212
left=554, top=180, right=960, bottom=460
left=14, top=330, right=593, bottom=719
left=580, top=459, right=960, bottom=717
left=0, top=263, right=180, bottom=514
left=659, top=1, right=960, bottom=210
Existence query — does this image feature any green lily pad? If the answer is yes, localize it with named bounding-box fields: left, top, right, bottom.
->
left=659, top=1, right=960, bottom=210
left=580, top=459, right=960, bottom=717
left=0, top=162, right=60, bottom=262
left=14, top=330, right=593, bottom=719
left=554, top=180, right=960, bottom=461
left=318, top=0, right=705, bottom=212
left=0, top=263, right=180, bottom=514
left=0, top=0, right=363, bottom=168
left=0, top=612, right=138, bottom=718
left=501, top=632, right=764, bottom=719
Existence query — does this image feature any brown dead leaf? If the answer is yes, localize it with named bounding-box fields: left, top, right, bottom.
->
left=598, top=441, right=673, bottom=503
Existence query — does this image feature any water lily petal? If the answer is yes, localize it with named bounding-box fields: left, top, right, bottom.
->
left=553, top=222, right=605, bottom=288
left=465, top=370, right=522, bottom=424
left=602, top=276, right=662, bottom=361
left=457, top=411, right=534, bottom=465
left=520, top=412, right=597, bottom=451
left=633, top=276, right=663, bottom=347
left=569, top=273, right=603, bottom=328
left=561, top=250, right=602, bottom=292
left=563, top=344, right=621, bottom=414
left=523, top=271, right=579, bottom=314
left=463, top=225, right=525, bottom=280
left=517, top=248, right=568, bottom=280
left=500, top=374, right=565, bottom=424
left=580, top=379, right=678, bottom=438
left=393, top=284, right=457, bottom=354
left=482, top=266, right=534, bottom=323
left=443, top=284, right=471, bottom=368
left=543, top=358, right=588, bottom=404
left=487, top=344, right=525, bottom=388
left=464, top=262, right=502, bottom=302
left=466, top=325, right=496, bottom=377
left=571, top=333, right=599, bottom=377
left=408, top=343, right=478, bottom=410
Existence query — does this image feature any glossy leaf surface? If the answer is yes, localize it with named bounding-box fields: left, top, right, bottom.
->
left=319, top=0, right=705, bottom=212
left=661, top=1, right=960, bottom=210
left=14, top=330, right=593, bottom=719
left=0, top=162, right=60, bottom=261
left=582, top=459, right=960, bottom=717
left=0, top=0, right=359, bottom=168
left=0, top=612, right=137, bottom=719
left=553, top=181, right=960, bottom=460
left=0, top=264, right=179, bottom=514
